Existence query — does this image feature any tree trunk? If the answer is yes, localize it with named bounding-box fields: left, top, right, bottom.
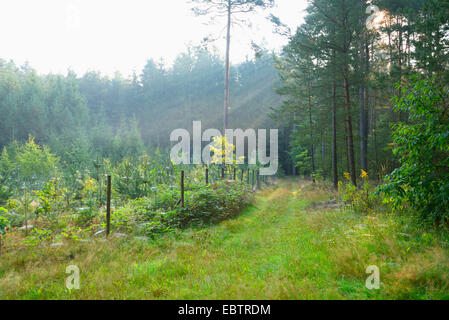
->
left=341, top=0, right=356, bottom=187
left=321, top=133, right=325, bottom=170
left=372, top=97, right=379, bottom=179
left=224, top=1, right=231, bottom=132
left=360, top=44, right=368, bottom=173
left=308, top=79, right=315, bottom=181
left=292, top=112, right=297, bottom=176
left=332, top=61, right=338, bottom=190
left=343, top=71, right=357, bottom=187
left=360, top=89, right=368, bottom=173
left=364, top=41, right=370, bottom=171
left=344, top=119, right=350, bottom=173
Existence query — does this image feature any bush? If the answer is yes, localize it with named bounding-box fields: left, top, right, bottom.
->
left=0, top=186, right=11, bottom=206
left=75, top=200, right=97, bottom=226
left=341, top=171, right=380, bottom=214
left=0, top=207, right=9, bottom=235
left=110, top=180, right=253, bottom=237
left=33, top=178, right=67, bottom=218
left=378, top=76, right=449, bottom=225
left=0, top=136, right=60, bottom=191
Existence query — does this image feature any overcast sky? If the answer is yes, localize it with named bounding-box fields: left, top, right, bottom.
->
left=0, top=0, right=307, bottom=77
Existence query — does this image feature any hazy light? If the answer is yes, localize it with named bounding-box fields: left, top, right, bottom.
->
left=0, top=0, right=307, bottom=77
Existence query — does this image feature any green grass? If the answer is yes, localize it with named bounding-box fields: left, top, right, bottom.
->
left=1, top=179, right=449, bottom=299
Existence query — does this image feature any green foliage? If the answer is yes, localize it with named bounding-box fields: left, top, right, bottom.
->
left=339, top=170, right=382, bottom=214
left=342, top=181, right=376, bottom=214
left=76, top=205, right=96, bottom=226
left=22, top=228, right=53, bottom=247
left=16, top=136, right=59, bottom=183
left=1, top=49, right=277, bottom=167
left=0, top=186, right=12, bottom=206
left=4, top=181, right=449, bottom=300
left=0, top=136, right=59, bottom=191
left=291, top=147, right=311, bottom=176
left=111, top=117, right=145, bottom=162
left=312, top=169, right=324, bottom=182
left=112, top=155, right=158, bottom=200
left=378, top=76, right=449, bottom=225
left=0, top=207, right=9, bottom=235
left=33, top=178, right=67, bottom=217
left=110, top=181, right=253, bottom=237
left=187, top=181, right=252, bottom=225
left=412, top=0, right=449, bottom=82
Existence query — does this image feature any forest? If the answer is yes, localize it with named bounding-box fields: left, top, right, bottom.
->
left=0, top=0, right=449, bottom=301
left=272, top=0, right=449, bottom=225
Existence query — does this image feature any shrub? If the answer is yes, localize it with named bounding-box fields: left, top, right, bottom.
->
left=0, top=185, right=12, bottom=206
left=341, top=171, right=379, bottom=214
left=110, top=180, right=253, bottom=237
left=75, top=199, right=97, bottom=226
left=33, top=178, right=67, bottom=218
left=0, top=207, right=9, bottom=235
left=0, top=136, right=60, bottom=191
left=378, top=76, right=449, bottom=225
left=22, top=227, right=53, bottom=247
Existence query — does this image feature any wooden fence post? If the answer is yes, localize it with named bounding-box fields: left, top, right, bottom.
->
left=106, top=175, right=111, bottom=237
left=251, top=170, right=255, bottom=187
left=221, top=166, right=225, bottom=180
left=181, top=170, right=185, bottom=208
left=233, top=167, right=236, bottom=180
left=205, top=168, right=209, bottom=185
left=24, top=188, right=29, bottom=237
left=240, top=169, right=244, bottom=182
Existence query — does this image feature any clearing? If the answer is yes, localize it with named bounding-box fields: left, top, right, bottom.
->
left=1, top=179, right=448, bottom=299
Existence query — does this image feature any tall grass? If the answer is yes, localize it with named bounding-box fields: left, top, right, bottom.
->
left=1, top=180, right=448, bottom=299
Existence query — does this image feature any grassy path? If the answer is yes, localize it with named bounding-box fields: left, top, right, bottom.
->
left=1, top=179, right=449, bottom=299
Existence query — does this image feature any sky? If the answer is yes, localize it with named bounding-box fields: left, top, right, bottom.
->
left=0, top=0, right=307, bottom=77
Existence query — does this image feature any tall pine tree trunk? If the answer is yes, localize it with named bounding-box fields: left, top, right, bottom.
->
left=292, top=112, right=297, bottom=176
left=308, top=78, right=315, bottom=180
left=364, top=42, right=370, bottom=171
left=332, top=63, right=338, bottom=190
left=360, top=43, right=368, bottom=173
left=224, top=1, right=231, bottom=131
left=343, top=70, right=357, bottom=187
left=341, top=0, right=357, bottom=187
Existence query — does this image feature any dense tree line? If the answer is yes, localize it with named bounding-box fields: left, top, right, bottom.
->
left=272, top=0, right=449, bottom=188
left=0, top=47, right=278, bottom=170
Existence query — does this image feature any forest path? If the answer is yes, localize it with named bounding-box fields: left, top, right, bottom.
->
left=122, top=178, right=343, bottom=299
left=1, top=179, right=383, bottom=299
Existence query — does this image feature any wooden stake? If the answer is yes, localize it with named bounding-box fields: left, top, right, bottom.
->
left=106, top=175, right=111, bottom=237
left=24, top=188, right=29, bottom=237
left=181, top=170, right=185, bottom=208
left=205, top=168, right=209, bottom=185
left=252, top=170, right=255, bottom=187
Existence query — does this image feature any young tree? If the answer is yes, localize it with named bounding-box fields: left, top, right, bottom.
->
left=378, top=76, right=449, bottom=225
left=190, top=0, right=275, bottom=131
